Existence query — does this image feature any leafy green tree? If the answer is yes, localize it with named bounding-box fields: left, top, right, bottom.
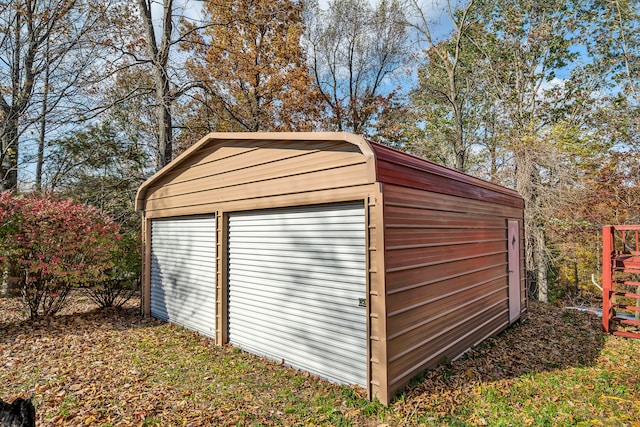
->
left=45, top=121, right=148, bottom=230
left=459, top=0, right=601, bottom=301
left=409, top=0, right=635, bottom=301
left=408, top=0, right=481, bottom=172
left=580, top=0, right=639, bottom=106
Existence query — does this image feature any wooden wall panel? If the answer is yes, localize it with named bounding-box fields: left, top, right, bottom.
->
left=385, top=253, right=507, bottom=293
left=145, top=164, right=370, bottom=213
left=382, top=183, right=522, bottom=403
left=372, top=144, right=523, bottom=209
left=383, top=185, right=523, bottom=220
left=143, top=140, right=368, bottom=214
left=385, top=228, right=506, bottom=249
left=389, top=294, right=508, bottom=384
left=366, top=192, right=387, bottom=402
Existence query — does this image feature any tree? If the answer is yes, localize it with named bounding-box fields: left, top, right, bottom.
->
left=100, top=0, right=202, bottom=170
left=582, top=0, right=639, bottom=106
left=408, top=0, right=479, bottom=172
left=180, top=0, right=321, bottom=142
left=548, top=0, right=640, bottom=296
left=45, top=121, right=149, bottom=229
left=408, top=0, right=626, bottom=301
left=304, top=0, right=408, bottom=134
left=136, top=0, right=177, bottom=168
left=453, top=0, right=596, bottom=302
left=0, top=0, right=103, bottom=191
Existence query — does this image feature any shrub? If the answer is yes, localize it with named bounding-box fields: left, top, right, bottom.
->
left=86, top=231, right=141, bottom=308
left=0, top=191, right=120, bottom=318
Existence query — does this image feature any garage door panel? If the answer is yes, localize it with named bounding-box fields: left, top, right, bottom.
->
left=228, top=290, right=366, bottom=325
left=229, top=268, right=365, bottom=288
left=229, top=224, right=364, bottom=233
left=149, top=282, right=215, bottom=303
left=230, top=325, right=366, bottom=369
left=229, top=329, right=365, bottom=385
left=151, top=270, right=212, bottom=290
left=229, top=280, right=366, bottom=308
left=228, top=268, right=366, bottom=294
left=229, top=311, right=367, bottom=347
left=150, top=216, right=216, bottom=339
left=228, top=202, right=367, bottom=387
left=229, top=209, right=364, bottom=223
left=229, top=255, right=365, bottom=269
left=228, top=257, right=366, bottom=277
left=229, top=250, right=366, bottom=277
left=229, top=318, right=366, bottom=359
left=150, top=258, right=215, bottom=272
left=151, top=233, right=216, bottom=242
left=229, top=313, right=366, bottom=342
left=228, top=260, right=366, bottom=279
left=151, top=303, right=212, bottom=333
left=228, top=246, right=365, bottom=260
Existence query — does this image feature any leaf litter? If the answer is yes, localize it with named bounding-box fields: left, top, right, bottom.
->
left=1, top=293, right=639, bottom=426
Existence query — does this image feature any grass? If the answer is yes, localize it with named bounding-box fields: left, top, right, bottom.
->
left=1, top=294, right=639, bottom=426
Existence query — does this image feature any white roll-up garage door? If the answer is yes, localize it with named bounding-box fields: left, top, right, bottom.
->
left=228, top=202, right=367, bottom=387
left=150, top=216, right=216, bottom=338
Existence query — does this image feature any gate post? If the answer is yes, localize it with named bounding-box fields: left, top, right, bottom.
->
left=602, top=226, right=614, bottom=333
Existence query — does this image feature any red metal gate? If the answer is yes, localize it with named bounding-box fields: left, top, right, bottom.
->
left=602, top=225, right=640, bottom=339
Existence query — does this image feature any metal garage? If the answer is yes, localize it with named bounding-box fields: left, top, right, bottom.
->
left=136, top=132, right=526, bottom=405
left=150, top=216, right=217, bottom=338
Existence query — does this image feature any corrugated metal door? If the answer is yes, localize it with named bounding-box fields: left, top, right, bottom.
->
left=150, top=216, right=216, bottom=338
left=228, top=202, right=367, bottom=386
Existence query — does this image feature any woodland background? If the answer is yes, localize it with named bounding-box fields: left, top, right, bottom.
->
left=1, top=0, right=638, bottom=303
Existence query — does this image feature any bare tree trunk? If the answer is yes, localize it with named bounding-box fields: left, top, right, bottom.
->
left=153, top=68, right=173, bottom=168
left=452, top=100, right=466, bottom=171
left=515, top=144, right=549, bottom=302
left=35, top=39, right=51, bottom=192
left=534, top=225, right=548, bottom=303
left=0, top=117, right=19, bottom=191
left=138, top=0, right=174, bottom=169
left=409, top=0, right=476, bottom=172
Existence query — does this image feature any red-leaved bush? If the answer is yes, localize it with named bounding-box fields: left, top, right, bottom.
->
left=0, top=191, right=121, bottom=318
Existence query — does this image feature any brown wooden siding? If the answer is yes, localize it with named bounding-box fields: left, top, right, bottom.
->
left=216, top=213, right=228, bottom=344
left=388, top=295, right=507, bottom=388
left=371, top=143, right=524, bottom=209
left=382, top=183, right=522, bottom=400
left=367, top=191, right=387, bottom=402
left=142, top=139, right=372, bottom=216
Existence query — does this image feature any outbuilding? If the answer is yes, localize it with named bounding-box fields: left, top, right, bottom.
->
left=135, top=132, right=526, bottom=405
